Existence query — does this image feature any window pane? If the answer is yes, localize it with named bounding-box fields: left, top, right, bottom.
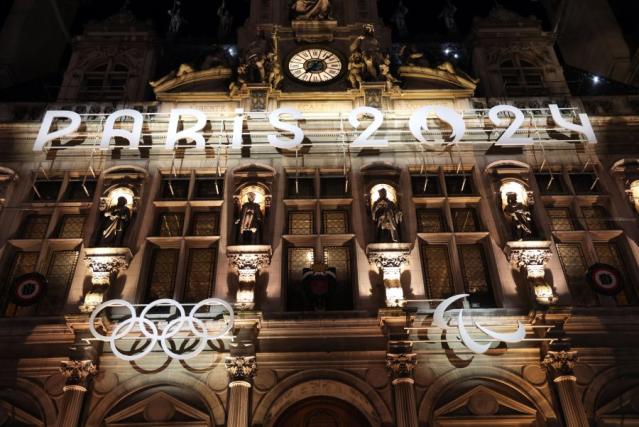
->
left=31, top=180, right=62, bottom=201
left=323, top=246, right=353, bottom=310
left=194, top=177, right=224, bottom=200
left=556, top=244, right=597, bottom=306
left=547, top=208, right=575, bottom=231
left=57, top=215, right=86, bottom=239
left=411, top=175, right=441, bottom=196
left=444, top=174, right=474, bottom=195
left=44, top=250, right=79, bottom=313
left=286, top=247, right=314, bottom=311
left=20, top=215, right=50, bottom=239
left=417, top=209, right=445, bottom=233
left=458, top=245, right=494, bottom=307
left=582, top=206, right=612, bottom=230
left=288, top=211, right=314, bottom=235
left=157, top=213, right=184, bottom=237
left=183, top=248, right=216, bottom=303
left=322, top=210, right=348, bottom=234
left=146, top=249, right=179, bottom=301
left=64, top=180, right=96, bottom=201
left=536, top=173, right=565, bottom=195
left=5, top=252, right=38, bottom=285
left=160, top=178, right=190, bottom=200
left=594, top=242, right=634, bottom=304
left=570, top=173, right=601, bottom=194
left=452, top=208, right=480, bottom=232
left=190, top=211, right=220, bottom=236
left=320, top=176, right=350, bottom=198
left=421, top=245, right=454, bottom=299
left=287, top=177, right=315, bottom=199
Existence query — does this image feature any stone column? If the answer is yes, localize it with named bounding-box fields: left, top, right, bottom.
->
left=225, top=356, right=257, bottom=427
left=227, top=246, right=271, bottom=311
left=543, top=350, right=588, bottom=427
left=57, top=359, right=97, bottom=427
left=80, top=248, right=132, bottom=313
left=506, top=241, right=556, bottom=305
left=386, top=353, right=419, bottom=427
left=367, top=243, right=412, bottom=307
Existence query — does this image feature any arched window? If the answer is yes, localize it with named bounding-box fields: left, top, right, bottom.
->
left=78, top=62, right=129, bottom=101
left=499, top=57, right=544, bottom=96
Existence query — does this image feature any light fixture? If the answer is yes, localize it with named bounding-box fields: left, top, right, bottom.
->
left=592, top=75, right=601, bottom=84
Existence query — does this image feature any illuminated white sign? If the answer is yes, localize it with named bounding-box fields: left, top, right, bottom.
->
left=431, top=294, right=526, bottom=354
left=89, top=298, right=234, bottom=361
left=33, top=104, right=597, bottom=152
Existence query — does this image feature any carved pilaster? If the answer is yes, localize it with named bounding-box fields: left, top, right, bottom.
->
left=60, top=359, right=97, bottom=390
left=542, top=350, right=588, bottom=427
left=505, top=241, right=556, bottom=305
left=227, top=246, right=272, bottom=310
left=386, top=352, right=419, bottom=427
left=386, top=353, right=417, bottom=381
left=226, top=356, right=257, bottom=383
left=543, top=350, right=578, bottom=379
left=80, top=248, right=132, bottom=313
left=367, top=243, right=411, bottom=307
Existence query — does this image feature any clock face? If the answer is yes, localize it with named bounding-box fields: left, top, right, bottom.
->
left=287, top=48, right=344, bottom=84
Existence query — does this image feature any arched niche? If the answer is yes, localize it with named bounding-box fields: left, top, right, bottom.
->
left=0, top=379, right=57, bottom=427
left=361, top=163, right=404, bottom=244
left=230, top=164, right=275, bottom=245
left=583, top=365, right=639, bottom=422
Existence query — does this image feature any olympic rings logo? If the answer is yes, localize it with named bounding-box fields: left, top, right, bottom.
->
left=89, top=298, right=235, bottom=361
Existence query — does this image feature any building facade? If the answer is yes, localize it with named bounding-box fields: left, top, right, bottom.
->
left=1, top=1, right=639, bottom=426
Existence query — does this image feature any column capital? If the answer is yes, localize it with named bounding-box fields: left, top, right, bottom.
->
left=226, top=356, right=257, bottom=383
left=543, top=350, right=578, bottom=377
left=386, top=353, right=417, bottom=380
left=60, top=359, right=97, bottom=389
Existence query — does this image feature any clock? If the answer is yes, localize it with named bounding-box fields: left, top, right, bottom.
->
left=287, top=48, right=344, bottom=84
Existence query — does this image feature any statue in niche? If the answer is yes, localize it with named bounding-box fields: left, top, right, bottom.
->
left=391, top=0, right=409, bottom=39
left=291, top=0, right=332, bottom=21
left=503, top=192, right=534, bottom=240
left=372, top=188, right=403, bottom=243
left=98, top=196, right=131, bottom=247
left=217, top=0, right=233, bottom=42
left=235, top=192, right=263, bottom=245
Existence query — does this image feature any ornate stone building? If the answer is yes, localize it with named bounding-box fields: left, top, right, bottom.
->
left=1, top=1, right=639, bottom=426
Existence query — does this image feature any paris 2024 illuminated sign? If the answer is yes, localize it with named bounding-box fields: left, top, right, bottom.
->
left=33, top=104, right=597, bottom=152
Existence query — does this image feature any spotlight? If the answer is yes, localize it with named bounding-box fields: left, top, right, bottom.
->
left=444, top=48, right=451, bottom=55
left=453, top=53, right=459, bottom=59
left=592, top=75, right=600, bottom=84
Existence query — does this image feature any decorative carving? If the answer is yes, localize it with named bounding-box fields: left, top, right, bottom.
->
left=502, top=187, right=535, bottom=241
left=543, top=350, right=578, bottom=377
left=250, top=88, right=268, bottom=111
left=386, top=353, right=417, bottom=379
left=507, top=248, right=552, bottom=280
left=81, top=248, right=132, bottom=313
left=227, top=246, right=272, bottom=310
left=235, top=191, right=264, bottom=245
left=226, top=356, right=257, bottom=382
left=291, top=0, right=332, bottom=21
left=372, top=187, right=403, bottom=243
left=60, top=360, right=97, bottom=388
left=231, top=29, right=281, bottom=94
left=349, top=25, right=399, bottom=90
left=367, top=243, right=411, bottom=307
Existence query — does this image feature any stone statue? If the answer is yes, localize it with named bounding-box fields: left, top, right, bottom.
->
left=229, top=63, right=248, bottom=96
left=217, top=1, right=233, bottom=42
left=99, top=196, right=131, bottom=247
left=230, top=29, right=282, bottom=94
left=350, top=24, right=383, bottom=80
left=291, top=0, right=332, bottom=21
left=347, top=52, right=365, bottom=89
left=391, top=1, right=409, bottom=39
left=372, top=188, right=403, bottom=243
left=149, top=63, right=195, bottom=88
left=399, top=44, right=430, bottom=67
left=380, top=54, right=400, bottom=91
left=439, top=0, right=458, bottom=32
left=235, top=192, right=263, bottom=245
left=167, top=0, right=184, bottom=35
left=503, top=192, right=534, bottom=240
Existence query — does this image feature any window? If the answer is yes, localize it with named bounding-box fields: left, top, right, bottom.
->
left=594, top=242, right=634, bottom=304
left=581, top=206, right=613, bottom=230
left=288, top=211, right=314, bottom=235
left=322, top=210, right=349, bottom=234
left=160, top=177, right=190, bottom=200
left=323, top=246, right=354, bottom=310
left=156, top=212, right=184, bottom=237
left=146, top=249, right=179, bottom=302
left=417, top=209, right=445, bottom=233
left=320, top=176, right=350, bottom=198
left=556, top=244, right=597, bottom=306
left=547, top=208, right=575, bottom=231
left=42, top=250, right=80, bottom=314
left=287, top=176, right=315, bottom=199
left=452, top=208, right=481, bottom=232
left=421, top=245, right=454, bottom=299
left=190, top=211, right=220, bottom=236
left=536, top=173, right=566, bottom=195
left=444, top=174, right=474, bottom=195
left=499, top=58, right=545, bottom=96
left=286, top=247, right=315, bottom=311
left=458, top=245, right=494, bottom=307
left=193, top=176, right=224, bottom=200
left=570, top=173, right=601, bottom=194
left=31, top=180, right=62, bottom=202
left=79, top=63, right=129, bottom=101
left=20, top=215, right=50, bottom=239
left=411, top=174, right=441, bottom=196
left=57, top=215, right=87, bottom=239
left=183, top=248, right=217, bottom=303
left=64, top=180, right=96, bottom=201
left=2, top=252, right=38, bottom=316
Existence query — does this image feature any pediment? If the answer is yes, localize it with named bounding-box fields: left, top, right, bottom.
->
left=398, top=65, right=478, bottom=92
left=104, top=391, right=210, bottom=427
left=152, top=67, right=233, bottom=98
left=434, top=385, right=536, bottom=419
